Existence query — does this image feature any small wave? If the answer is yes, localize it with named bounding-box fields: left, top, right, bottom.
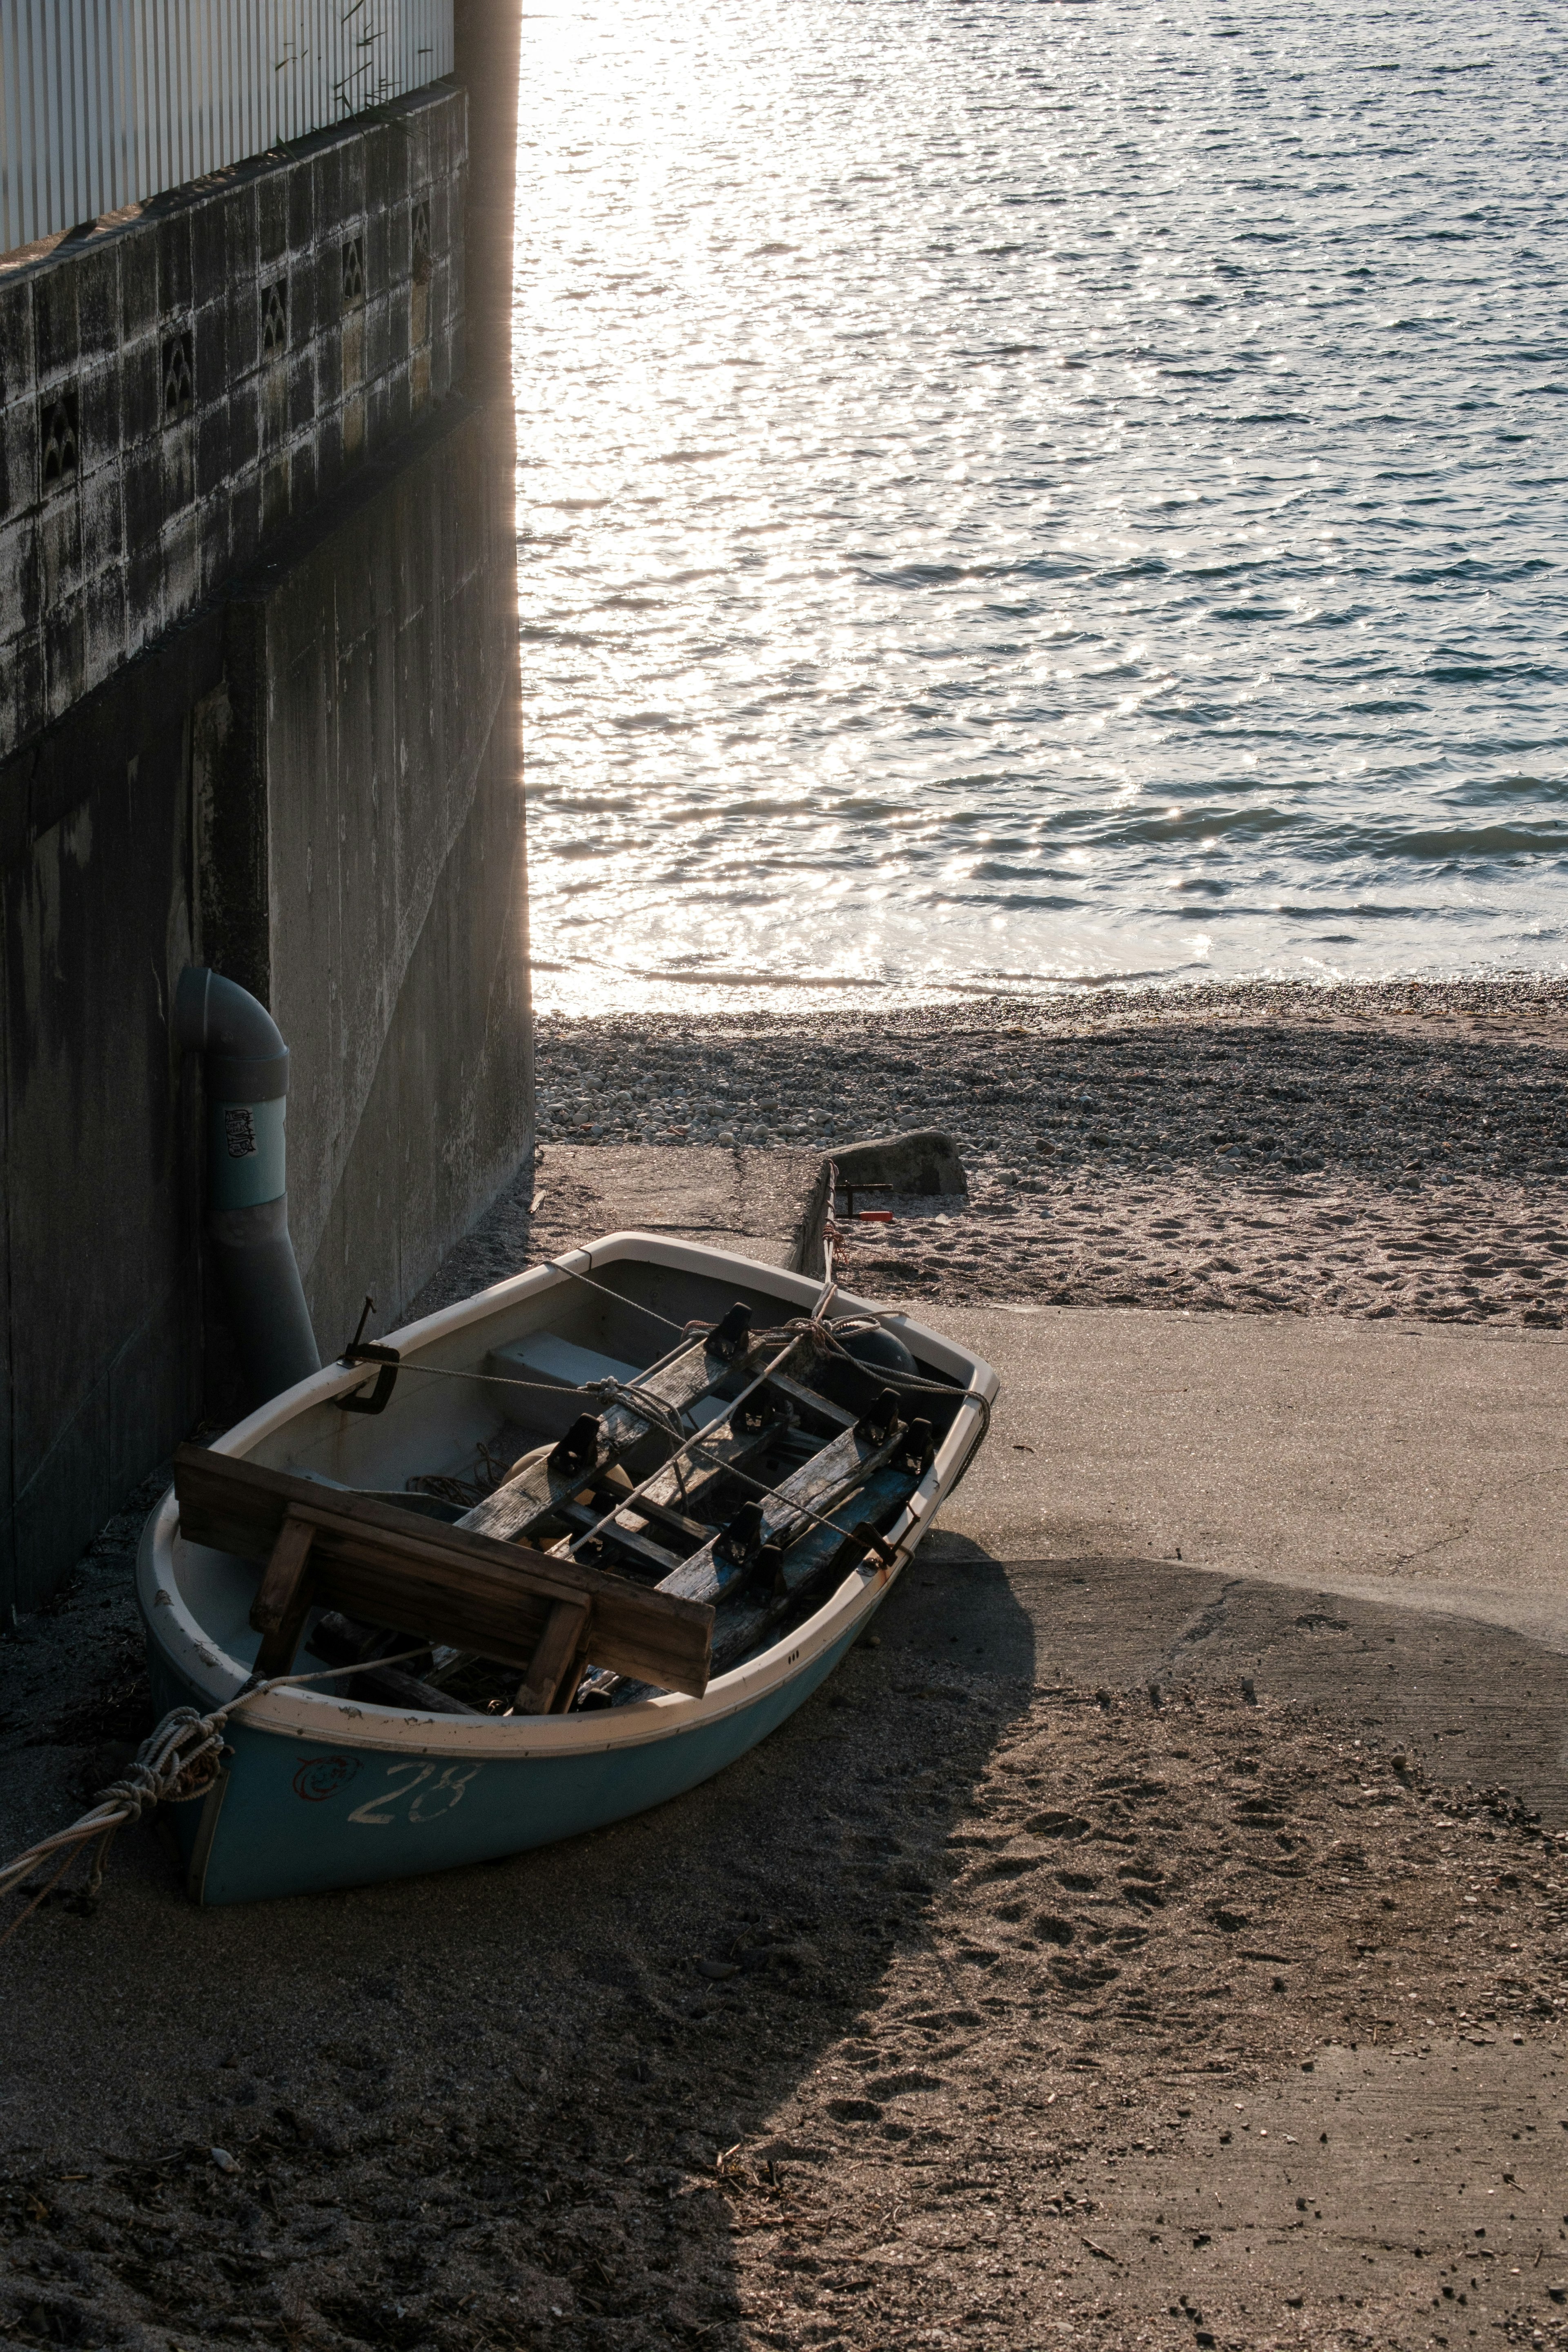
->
left=1374, top=826, right=1568, bottom=860
left=1447, top=774, right=1568, bottom=804
left=641, top=967, right=889, bottom=989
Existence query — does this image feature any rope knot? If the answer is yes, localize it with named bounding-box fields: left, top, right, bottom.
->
left=94, top=1761, right=165, bottom=1824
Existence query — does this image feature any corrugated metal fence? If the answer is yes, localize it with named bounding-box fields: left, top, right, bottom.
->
left=0, top=0, right=454, bottom=256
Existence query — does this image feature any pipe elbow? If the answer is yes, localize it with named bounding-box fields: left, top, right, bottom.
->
left=174, top=965, right=289, bottom=1102
left=175, top=966, right=320, bottom=1396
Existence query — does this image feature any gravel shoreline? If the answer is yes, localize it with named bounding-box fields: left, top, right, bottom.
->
left=537, top=979, right=1568, bottom=1327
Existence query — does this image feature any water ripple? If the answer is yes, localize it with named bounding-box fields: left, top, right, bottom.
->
left=517, top=0, right=1568, bottom=1012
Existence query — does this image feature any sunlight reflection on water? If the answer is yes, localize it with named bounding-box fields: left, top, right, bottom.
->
left=516, top=0, right=1568, bottom=1016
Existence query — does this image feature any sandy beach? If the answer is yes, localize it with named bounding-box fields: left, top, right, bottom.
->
left=1, top=1535, right=1566, bottom=2352
left=535, top=979, right=1568, bottom=1330
left=3, top=978, right=1568, bottom=2352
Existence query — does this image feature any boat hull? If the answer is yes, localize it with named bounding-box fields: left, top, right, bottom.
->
left=139, top=1230, right=998, bottom=1906
left=156, top=1613, right=870, bottom=1906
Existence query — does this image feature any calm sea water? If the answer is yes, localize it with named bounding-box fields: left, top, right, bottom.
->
left=516, top=0, right=1568, bottom=1013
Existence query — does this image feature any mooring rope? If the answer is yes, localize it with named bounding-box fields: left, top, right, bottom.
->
left=0, top=1646, right=432, bottom=1947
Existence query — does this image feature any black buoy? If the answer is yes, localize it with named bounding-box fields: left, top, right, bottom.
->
left=819, top=1317, right=922, bottom=1422
left=837, top=1322, right=919, bottom=1379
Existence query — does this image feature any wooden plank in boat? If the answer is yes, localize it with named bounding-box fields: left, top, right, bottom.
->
left=604, top=1408, right=784, bottom=1546
left=172, top=1446, right=712, bottom=1696
left=457, top=1327, right=788, bottom=1547
left=603, top=1466, right=920, bottom=1702
left=554, top=1500, right=684, bottom=1578
left=765, top=1370, right=857, bottom=1430
left=305, top=1613, right=481, bottom=1715
left=651, top=1404, right=908, bottom=1613
left=616, top=1491, right=719, bottom=1546
left=515, top=1596, right=591, bottom=1716
left=708, top=1463, right=919, bottom=1673
left=251, top=1513, right=315, bottom=1677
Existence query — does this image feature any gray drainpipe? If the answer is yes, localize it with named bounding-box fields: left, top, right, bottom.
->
left=175, top=966, right=321, bottom=1402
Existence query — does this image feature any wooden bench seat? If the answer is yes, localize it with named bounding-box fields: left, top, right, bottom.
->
left=172, top=1444, right=713, bottom=1714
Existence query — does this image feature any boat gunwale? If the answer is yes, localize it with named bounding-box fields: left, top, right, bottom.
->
left=138, top=1231, right=998, bottom=1757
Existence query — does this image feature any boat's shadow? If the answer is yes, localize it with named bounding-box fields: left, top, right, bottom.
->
left=390, top=1531, right=1038, bottom=2340
left=0, top=1538, right=1034, bottom=2349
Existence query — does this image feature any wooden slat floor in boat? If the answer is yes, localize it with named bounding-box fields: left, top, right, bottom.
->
left=456, top=1329, right=795, bottom=1546
left=602, top=1463, right=921, bottom=1703
left=654, top=1411, right=908, bottom=1612
left=708, top=1461, right=920, bottom=1673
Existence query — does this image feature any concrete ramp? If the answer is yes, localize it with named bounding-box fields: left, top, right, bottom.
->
left=930, top=1305, right=1568, bottom=1654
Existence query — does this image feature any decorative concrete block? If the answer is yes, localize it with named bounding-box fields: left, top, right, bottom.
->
left=78, top=463, right=125, bottom=571
left=31, top=266, right=78, bottom=385
left=154, top=209, right=194, bottom=320
left=118, top=229, right=158, bottom=348
left=37, top=481, right=82, bottom=605
left=0, top=510, right=38, bottom=622
left=0, top=83, right=466, bottom=765
left=77, top=357, right=122, bottom=477
left=257, top=168, right=290, bottom=270
left=191, top=299, right=229, bottom=419
left=0, top=276, right=34, bottom=411
left=0, top=396, right=37, bottom=518
left=74, top=245, right=118, bottom=365
left=119, top=332, right=162, bottom=446
left=81, top=562, right=128, bottom=684
left=0, top=625, right=42, bottom=751
left=42, top=586, right=87, bottom=722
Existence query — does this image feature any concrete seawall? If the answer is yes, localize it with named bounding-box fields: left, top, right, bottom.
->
left=198, top=394, right=530, bottom=1362
left=0, top=72, right=530, bottom=1611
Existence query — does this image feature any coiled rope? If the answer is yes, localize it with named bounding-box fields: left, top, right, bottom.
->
left=0, top=1646, right=430, bottom=1948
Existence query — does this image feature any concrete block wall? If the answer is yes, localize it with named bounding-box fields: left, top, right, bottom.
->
left=0, top=615, right=220, bottom=1605
left=0, top=83, right=465, bottom=765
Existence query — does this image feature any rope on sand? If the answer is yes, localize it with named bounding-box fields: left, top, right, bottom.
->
left=0, top=1648, right=430, bottom=1947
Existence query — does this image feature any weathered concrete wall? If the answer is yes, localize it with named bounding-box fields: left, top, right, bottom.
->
left=0, top=83, right=465, bottom=764
left=0, top=619, right=221, bottom=1605
left=0, top=392, right=529, bottom=1612
left=0, top=56, right=531, bottom=1613
left=219, top=395, right=530, bottom=1356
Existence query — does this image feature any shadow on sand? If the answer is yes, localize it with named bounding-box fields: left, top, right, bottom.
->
left=0, top=1541, right=1037, bottom=2352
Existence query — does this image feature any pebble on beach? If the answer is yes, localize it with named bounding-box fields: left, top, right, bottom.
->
left=535, top=978, right=1568, bottom=1328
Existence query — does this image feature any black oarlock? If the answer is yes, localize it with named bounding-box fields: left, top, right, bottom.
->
left=753, top=1534, right=789, bottom=1597
left=902, top=1417, right=935, bottom=1474
left=705, top=1302, right=753, bottom=1362
left=716, top=1499, right=764, bottom=1568
left=736, top=1388, right=790, bottom=1436
left=338, top=1296, right=401, bottom=1415
left=855, top=1386, right=902, bottom=1445
left=548, top=1413, right=602, bottom=1477
left=850, top=1520, right=899, bottom=1570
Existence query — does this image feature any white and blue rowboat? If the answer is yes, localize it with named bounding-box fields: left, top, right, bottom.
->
left=138, top=1234, right=998, bottom=1905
